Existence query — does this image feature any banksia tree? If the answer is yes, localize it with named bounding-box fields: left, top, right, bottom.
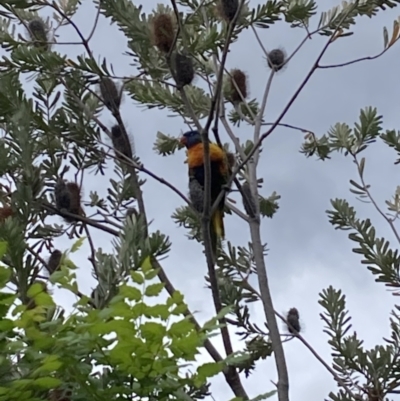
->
left=0, top=2, right=399, bottom=401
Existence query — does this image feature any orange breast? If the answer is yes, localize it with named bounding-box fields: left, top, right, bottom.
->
left=187, top=143, right=227, bottom=172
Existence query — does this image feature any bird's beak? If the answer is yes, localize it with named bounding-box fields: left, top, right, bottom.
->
left=180, top=136, right=187, bottom=146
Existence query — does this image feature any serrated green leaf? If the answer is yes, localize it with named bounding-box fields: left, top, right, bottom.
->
left=196, top=361, right=224, bottom=380
left=144, top=283, right=164, bottom=297
left=70, top=236, right=86, bottom=253
left=130, top=271, right=144, bottom=284
left=168, top=319, right=195, bottom=337
left=119, top=285, right=142, bottom=301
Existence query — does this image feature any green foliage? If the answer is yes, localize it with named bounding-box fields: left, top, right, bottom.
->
left=318, top=0, right=400, bottom=36
left=283, top=0, right=317, bottom=28
left=328, top=199, right=400, bottom=292
left=320, top=287, right=400, bottom=400
left=301, top=107, right=383, bottom=159
left=302, top=103, right=400, bottom=399
left=228, top=100, right=260, bottom=127
left=304, top=107, right=400, bottom=294
left=259, top=192, right=280, bottom=218
left=0, top=250, right=223, bottom=401
left=154, top=131, right=182, bottom=156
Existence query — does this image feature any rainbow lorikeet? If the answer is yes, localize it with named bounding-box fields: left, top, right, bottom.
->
left=180, top=130, right=229, bottom=253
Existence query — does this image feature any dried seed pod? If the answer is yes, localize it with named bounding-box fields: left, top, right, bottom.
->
left=172, top=52, right=194, bottom=88
left=48, top=388, right=72, bottom=401
left=27, top=18, right=50, bottom=51
left=151, top=13, right=175, bottom=53
left=99, top=77, right=121, bottom=112
left=65, top=182, right=82, bottom=216
left=217, top=0, right=239, bottom=22
left=226, top=152, right=236, bottom=170
left=126, top=207, right=138, bottom=219
left=286, top=307, right=301, bottom=334
left=267, top=48, right=286, bottom=72
left=54, top=180, right=83, bottom=222
left=366, top=386, right=382, bottom=401
left=111, top=124, right=133, bottom=162
left=241, top=182, right=256, bottom=217
left=46, top=250, right=62, bottom=275
left=0, top=206, right=13, bottom=222
left=228, top=69, right=247, bottom=103
left=189, top=178, right=204, bottom=213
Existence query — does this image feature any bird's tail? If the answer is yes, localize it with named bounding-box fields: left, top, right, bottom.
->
left=210, top=209, right=224, bottom=257
left=212, top=209, right=225, bottom=239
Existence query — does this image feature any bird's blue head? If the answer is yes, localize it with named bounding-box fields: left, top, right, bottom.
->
left=180, top=130, right=202, bottom=149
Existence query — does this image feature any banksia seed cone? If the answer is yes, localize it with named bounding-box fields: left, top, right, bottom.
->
left=366, top=386, right=382, bottom=401
left=111, top=124, right=133, bottom=162
left=229, top=69, right=247, bottom=103
left=48, top=388, right=72, bottom=401
left=27, top=18, right=49, bottom=50
left=172, top=52, right=194, bottom=88
left=267, top=49, right=286, bottom=72
left=54, top=180, right=83, bottom=222
left=127, top=207, right=138, bottom=219
left=226, top=152, right=236, bottom=170
left=241, top=182, right=256, bottom=217
left=286, top=307, right=301, bottom=334
left=0, top=206, right=13, bottom=222
left=99, top=78, right=121, bottom=112
left=189, top=179, right=204, bottom=213
left=217, top=0, right=239, bottom=22
left=65, top=183, right=81, bottom=216
left=151, top=13, right=175, bottom=53
left=46, top=250, right=62, bottom=275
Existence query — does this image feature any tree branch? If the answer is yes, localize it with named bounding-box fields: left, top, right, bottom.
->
left=353, top=155, right=400, bottom=245
left=318, top=39, right=400, bottom=69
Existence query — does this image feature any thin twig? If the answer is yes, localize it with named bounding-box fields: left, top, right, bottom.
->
left=241, top=273, right=356, bottom=398
left=227, top=201, right=249, bottom=221
left=354, top=155, right=400, bottom=245
left=86, top=2, right=101, bottom=43
left=253, top=71, right=275, bottom=165
left=318, top=39, right=400, bottom=69
left=251, top=25, right=269, bottom=58
left=169, top=0, right=202, bottom=131
left=261, top=122, right=315, bottom=135
left=83, top=224, right=99, bottom=277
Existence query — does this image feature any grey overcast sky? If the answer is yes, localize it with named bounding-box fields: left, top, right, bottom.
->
left=20, top=0, right=400, bottom=399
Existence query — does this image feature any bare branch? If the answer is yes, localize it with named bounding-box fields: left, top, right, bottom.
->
left=318, top=39, right=400, bottom=69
